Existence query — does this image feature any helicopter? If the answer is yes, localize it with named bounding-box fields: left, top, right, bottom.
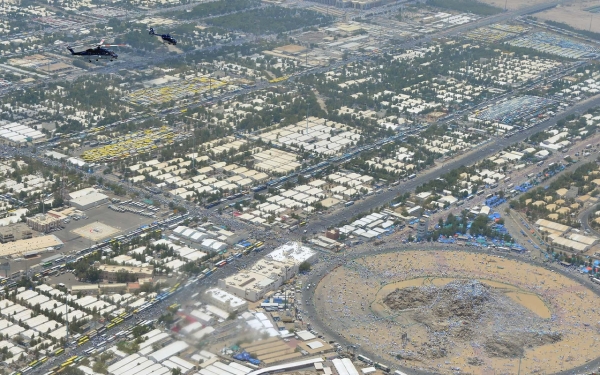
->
left=149, top=27, right=177, bottom=45
left=67, top=40, right=127, bottom=62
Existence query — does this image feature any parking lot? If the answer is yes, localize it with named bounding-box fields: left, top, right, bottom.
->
left=53, top=204, right=160, bottom=254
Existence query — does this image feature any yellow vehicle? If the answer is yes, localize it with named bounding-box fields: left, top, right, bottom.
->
left=40, top=356, right=48, bottom=363
left=254, top=241, right=264, bottom=248
left=53, top=348, right=64, bottom=356
left=119, top=312, right=128, bottom=318
left=106, top=322, right=115, bottom=329
left=132, top=309, right=139, bottom=314
left=67, top=356, right=77, bottom=362
left=28, top=360, right=38, bottom=368
left=60, top=361, right=73, bottom=368
left=77, top=338, right=89, bottom=346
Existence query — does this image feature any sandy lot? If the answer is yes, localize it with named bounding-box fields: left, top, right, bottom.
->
left=479, top=0, right=600, bottom=32
left=477, top=0, right=552, bottom=10
left=314, top=250, right=600, bottom=375
left=536, top=1, right=600, bottom=33
left=72, top=222, right=120, bottom=241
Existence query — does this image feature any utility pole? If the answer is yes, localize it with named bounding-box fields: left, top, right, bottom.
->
left=65, top=295, right=69, bottom=348
left=306, top=97, right=309, bottom=134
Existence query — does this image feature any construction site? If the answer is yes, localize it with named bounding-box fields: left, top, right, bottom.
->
left=313, top=250, right=600, bottom=375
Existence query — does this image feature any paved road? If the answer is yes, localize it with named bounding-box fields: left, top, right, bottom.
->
left=301, top=245, right=600, bottom=375
left=304, top=94, right=600, bottom=234
left=579, top=203, right=600, bottom=239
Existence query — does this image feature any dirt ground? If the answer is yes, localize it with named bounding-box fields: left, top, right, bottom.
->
left=479, top=0, right=600, bottom=32
left=314, top=250, right=600, bottom=375
left=72, top=222, right=120, bottom=241
left=477, top=0, right=552, bottom=10
left=536, top=1, right=600, bottom=33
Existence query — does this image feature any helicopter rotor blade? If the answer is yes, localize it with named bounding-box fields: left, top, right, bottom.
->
left=101, top=44, right=130, bottom=47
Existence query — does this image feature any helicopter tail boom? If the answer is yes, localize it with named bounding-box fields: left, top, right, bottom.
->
left=149, top=27, right=155, bottom=36
left=67, top=46, right=75, bottom=55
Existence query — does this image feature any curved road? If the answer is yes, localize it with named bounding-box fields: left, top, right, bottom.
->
left=579, top=203, right=600, bottom=240
left=301, top=245, right=600, bottom=375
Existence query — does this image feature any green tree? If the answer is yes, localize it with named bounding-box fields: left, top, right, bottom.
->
left=299, top=261, right=311, bottom=273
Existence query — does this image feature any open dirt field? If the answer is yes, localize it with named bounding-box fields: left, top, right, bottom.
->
left=536, top=1, right=600, bottom=33
left=476, top=0, right=553, bottom=10
left=72, top=222, right=120, bottom=241
left=314, top=250, right=600, bottom=375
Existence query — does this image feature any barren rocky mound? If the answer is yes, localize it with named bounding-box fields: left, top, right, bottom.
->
left=384, top=280, right=560, bottom=360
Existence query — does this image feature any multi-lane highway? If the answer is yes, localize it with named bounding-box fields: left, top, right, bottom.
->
left=303, top=94, right=600, bottom=234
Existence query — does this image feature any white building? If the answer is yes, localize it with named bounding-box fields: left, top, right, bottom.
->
left=205, top=288, right=248, bottom=313
left=218, top=242, right=316, bottom=302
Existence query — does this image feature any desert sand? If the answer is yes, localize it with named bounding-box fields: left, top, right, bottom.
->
left=477, top=0, right=553, bottom=10
left=314, top=250, right=600, bottom=374
left=536, top=1, right=600, bottom=33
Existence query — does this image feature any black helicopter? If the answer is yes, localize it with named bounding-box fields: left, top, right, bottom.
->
left=149, top=27, right=177, bottom=45
left=67, top=40, right=127, bottom=62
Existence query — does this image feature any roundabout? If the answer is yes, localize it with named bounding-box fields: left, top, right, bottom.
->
left=310, top=249, right=600, bottom=375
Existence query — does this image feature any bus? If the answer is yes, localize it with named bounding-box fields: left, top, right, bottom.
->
left=42, top=262, right=53, bottom=268
left=375, top=363, right=390, bottom=373
left=168, top=303, right=180, bottom=311
left=84, top=348, right=96, bottom=355
left=357, top=355, right=373, bottom=364
left=53, top=348, right=64, bottom=356
left=215, top=260, right=227, bottom=268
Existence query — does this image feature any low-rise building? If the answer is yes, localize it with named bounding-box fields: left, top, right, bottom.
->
left=205, top=288, right=248, bottom=313
left=0, top=224, right=32, bottom=243
left=218, top=242, right=316, bottom=302
left=27, top=211, right=67, bottom=232
left=417, top=215, right=430, bottom=240
left=0, top=235, right=63, bottom=257
left=97, top=265, right=154, bottom=282
left=70, top=192, right=108, bottom=210
left=71, top=285, right=99, bottom=296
